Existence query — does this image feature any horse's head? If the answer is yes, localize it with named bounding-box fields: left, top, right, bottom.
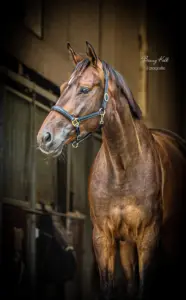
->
left=37, top=41, right=108, bottom=156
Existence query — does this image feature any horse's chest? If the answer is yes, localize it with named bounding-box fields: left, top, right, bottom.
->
left=91, top=198, right=147, bottom=241
left=89, top=168, right=123, bottom=197
left=110, top=203, right=148, bottom=239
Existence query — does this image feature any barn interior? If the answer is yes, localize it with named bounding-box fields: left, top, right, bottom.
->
left=0, top=0, right=185, bottom=299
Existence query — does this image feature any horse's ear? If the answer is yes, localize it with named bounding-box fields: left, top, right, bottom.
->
left=67, top=42, right=83, bottom=65
left=86, top=41, right=98, bottom=67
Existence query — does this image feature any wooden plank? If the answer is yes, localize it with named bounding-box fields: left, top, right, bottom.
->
left=114, top=0, right=140, bottom=101
left=4, top=68, right=58, bottom=102
left=2, top=197, right=86, bottom=220
left=27, top=95, right=36, bottom=297
left=5, top=86, right=50, bottom=112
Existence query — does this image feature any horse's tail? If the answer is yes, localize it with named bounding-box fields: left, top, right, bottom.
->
left=150, top=128, right=186, bottom=158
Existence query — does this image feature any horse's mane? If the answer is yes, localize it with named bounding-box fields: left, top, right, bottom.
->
left=71, top=58, right=142, bottom=120
left=102, top=61, right=142, bottom=120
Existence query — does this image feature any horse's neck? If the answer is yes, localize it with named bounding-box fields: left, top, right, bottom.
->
left=101, top=95, right=153, bottom=176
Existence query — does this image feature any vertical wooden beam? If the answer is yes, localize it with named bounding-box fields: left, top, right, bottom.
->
left=66, top=145, right=72, bottom=230
left=0, top=79, right=5, bottom=265
left=138, top=0, right=148, bottom=117
left=100, top=0, right=116, bottom=67
left=98, top=0, right=102, bottom=58
left=27, top=91, right=37, bottom=298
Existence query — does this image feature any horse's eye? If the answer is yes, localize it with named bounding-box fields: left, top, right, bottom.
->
left=80, top=87, right=90, bottom=94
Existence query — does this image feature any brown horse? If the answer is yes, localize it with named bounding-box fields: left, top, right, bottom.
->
left=37, top=42, right=186, bottom=300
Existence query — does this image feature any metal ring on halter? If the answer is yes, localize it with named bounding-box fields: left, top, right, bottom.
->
left=72, top=141, right=79, bottom=148
left=104, top=93, right=109, bottom=102
left=72, top=118, right=80, bottom=127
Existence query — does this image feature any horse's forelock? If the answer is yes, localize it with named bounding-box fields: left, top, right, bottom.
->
left=68, top=58, right=90, bottom=86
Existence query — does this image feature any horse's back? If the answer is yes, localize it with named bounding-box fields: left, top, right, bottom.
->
left=150, top=127, right=186, bottom=178
left=151, top=128, right=186, bottom=260
left=149, top=128, right=186, bottom=298
left=150, top=127, right=186, bottom=156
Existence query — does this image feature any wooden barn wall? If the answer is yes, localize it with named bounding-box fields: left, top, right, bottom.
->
left=3, top=0, right=141, bottom=100
left=2, top=0, right=184, bottom=299
left=3, top=91, right=31, bottom=201
left=35, top=106, right=58, bottom=205
left=3, top=0, right=183, bottom=132
left=2, top=89, right=57, bottom=205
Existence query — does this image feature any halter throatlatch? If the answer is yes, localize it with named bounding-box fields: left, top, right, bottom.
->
left=51, top=61, right=109, bottom=148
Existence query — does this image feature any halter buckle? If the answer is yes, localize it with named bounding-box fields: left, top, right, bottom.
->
left=72, top=118, right=80, bottom=127
left=99, top=109, right=106, bottom=124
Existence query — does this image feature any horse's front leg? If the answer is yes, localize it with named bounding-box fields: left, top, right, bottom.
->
left=119, top=241, right=138, bottom=298
left=137, top=222, right=160, bottom=300
left=93, top=225, right=116, bottom=300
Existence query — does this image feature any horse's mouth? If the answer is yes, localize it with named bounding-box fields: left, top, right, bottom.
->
left=38, top=141, right=65, bottom=158
left=37, top=130, right=78, bottom=158
left=37, top=123, right=75, bottom=157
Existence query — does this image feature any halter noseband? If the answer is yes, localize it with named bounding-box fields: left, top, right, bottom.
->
left=50, top=62, right=109, bottom=148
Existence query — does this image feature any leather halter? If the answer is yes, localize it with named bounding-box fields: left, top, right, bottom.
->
left=51, top=62, right=109, bottom=148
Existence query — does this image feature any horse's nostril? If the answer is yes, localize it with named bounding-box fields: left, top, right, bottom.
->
left=43, top=131, right=52, bottom=144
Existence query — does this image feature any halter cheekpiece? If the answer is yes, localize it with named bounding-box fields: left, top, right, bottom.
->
left=50, top=61, right=109, bottom=148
